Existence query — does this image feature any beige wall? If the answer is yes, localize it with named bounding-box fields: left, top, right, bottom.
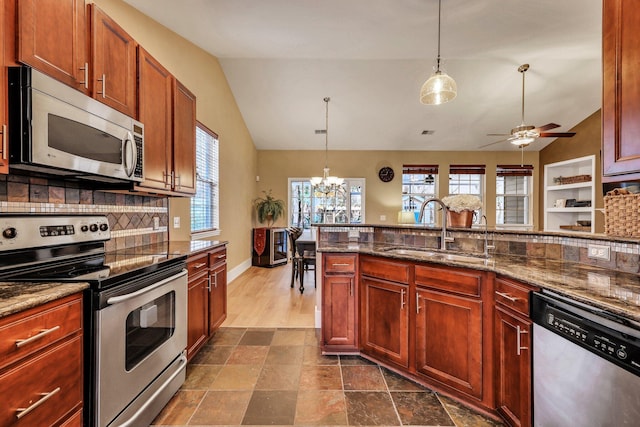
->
left=539, top=110, right=602, bottom=232
left=257, top=150, right=541, bottom=229
left=94, top=0, right=258, bottom=270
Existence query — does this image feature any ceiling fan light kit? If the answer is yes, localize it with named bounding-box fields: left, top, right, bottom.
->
left=420, top=0, right=456, bottom=105
left=482, top=63, right=576, bottom=148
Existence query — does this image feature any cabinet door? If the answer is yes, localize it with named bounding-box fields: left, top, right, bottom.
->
left=172, top=80, right=197, bottom=194
left=18, top=0, right=88, bottom=93
left=415, top=288, right=483, bottom=399
left=209, top=262, right=227, bottom=333
left=361, top=277, right=409, bottom=368
left=494, top=306, right=532, bottom=427
left=322, top=274, right=357, bottom=350
left=602, top=0, right=640, bottom=180
left=187, top=273, right=209, bottom=361
left=138, top=47, right=173, bottom=192
left=0, top=1, right=7, bottom=174
left=90, top=5, right=137, bottom=118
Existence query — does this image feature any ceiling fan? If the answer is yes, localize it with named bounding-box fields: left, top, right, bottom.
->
left=480, top=64, right=576, bottom=149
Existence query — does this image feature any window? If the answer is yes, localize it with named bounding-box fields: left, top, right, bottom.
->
left=448, top=164, right=485, bottom=224
left=191, top=123, right=219, bottom=235
left=496, top=164, right=533, bottom=228
left=402, top=165, right=438, bottom=225
left=288, top=178, right=365, bottom=227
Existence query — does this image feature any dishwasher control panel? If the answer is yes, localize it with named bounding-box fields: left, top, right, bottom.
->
left=533, top=293, right=640, bottom=377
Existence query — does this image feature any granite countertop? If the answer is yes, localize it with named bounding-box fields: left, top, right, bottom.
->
left=0, top=282, right=89, bottom=319
left=0, top=240, right=227, bottom=320
left=319, top=243, right=640, bottom=323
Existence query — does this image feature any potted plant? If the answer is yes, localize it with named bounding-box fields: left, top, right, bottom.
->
left=253, top=190, right=286, bottom=227
left=441, top=194, right=483, bottom=227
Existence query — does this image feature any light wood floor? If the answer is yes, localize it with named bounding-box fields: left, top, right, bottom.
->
left=222, top=261, right=316, bottom=328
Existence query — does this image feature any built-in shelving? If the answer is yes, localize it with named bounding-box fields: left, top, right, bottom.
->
left=544, top=155, right=595, bottom=233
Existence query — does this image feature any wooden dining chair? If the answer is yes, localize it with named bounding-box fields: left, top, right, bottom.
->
left=286, top=227, right=303, bottom=291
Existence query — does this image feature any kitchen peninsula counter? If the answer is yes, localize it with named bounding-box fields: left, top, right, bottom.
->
left=0, top=282, right=88, bottom=319
left=318, top=242, right=640, bottom=323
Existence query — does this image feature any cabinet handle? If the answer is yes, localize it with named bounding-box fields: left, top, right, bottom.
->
left=495, top=291, right=519, bottom=302
left=331, top=263, right=351, bottom=267
left=207, top=276, right=211, bottom=292
left=15, top=387, right=60, bottom=419
left=79, top=62, right=88, bottom=89
left=1, top=124, right=6, bottom=160
left=416, top=293, right=421, bottom=314
left=516, top=325, right=529, bottom=356
left=194, top=262, right=207, bottom=268
left=400, top=289, right=406, bottom=309
left=97, top=74, right=106, bottom=98
left=15, top=325, right=61, bottom=348
left=213, top=272, right=218, bottom=288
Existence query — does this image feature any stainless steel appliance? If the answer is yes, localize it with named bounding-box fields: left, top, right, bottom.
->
left=531, top=291, right=640, bottom=426
left=0, top=215, right=187, bottom=427
left=8, top=66, right=144, bottom=183
left=252, top=227, right=288, bottom=267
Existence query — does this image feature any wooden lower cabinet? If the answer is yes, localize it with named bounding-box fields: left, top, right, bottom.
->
left=186, top=245, right=228, bottom=361
left=0, top=293, right=84, bottom=426
left=322, top=253, right=358, bottom=352
left=361, top=277, right=409, bottom=368
left=415, top=287, right=483, bottom=399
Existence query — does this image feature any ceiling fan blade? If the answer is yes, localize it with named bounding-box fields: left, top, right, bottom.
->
left=539, top=132, right=576, bottom=138
left=535, top=123, right=560, bottom=132
left=479, top=138, right=509, bottom=148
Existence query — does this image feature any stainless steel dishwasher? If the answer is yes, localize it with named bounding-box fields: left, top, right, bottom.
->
left=531, top=291, right=640, bottom=427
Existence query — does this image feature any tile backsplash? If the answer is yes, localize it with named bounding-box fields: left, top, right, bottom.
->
left=0, top=174, right=167, bottom=251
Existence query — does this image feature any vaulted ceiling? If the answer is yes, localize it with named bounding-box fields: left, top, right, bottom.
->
left=124, top=0, right=602, bottom=152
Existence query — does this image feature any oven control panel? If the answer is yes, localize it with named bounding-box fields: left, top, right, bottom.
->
left=0, top=215, right=110, bottom=251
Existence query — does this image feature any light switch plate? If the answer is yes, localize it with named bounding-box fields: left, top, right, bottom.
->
left=173, top=217, right=180, bottom=228
left=587, top=244, right=610, bottom=261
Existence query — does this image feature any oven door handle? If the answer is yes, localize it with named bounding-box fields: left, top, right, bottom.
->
left=114, top=351, right=188, bottom=427
left=106, top=269, right=187, bottom=305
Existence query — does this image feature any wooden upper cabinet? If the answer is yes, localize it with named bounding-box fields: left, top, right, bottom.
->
left=90, top=4, right=137, bottom=118
left=602, top=0, right=640, bottom=181
left=173, top=80, right=197, bottom=195
left=18, top=0, right=89, bottom=93
left=138, top=47, right=173, bottom=192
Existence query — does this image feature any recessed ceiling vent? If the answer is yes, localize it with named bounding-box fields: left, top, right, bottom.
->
left=421, top=130, right=435, bottom=135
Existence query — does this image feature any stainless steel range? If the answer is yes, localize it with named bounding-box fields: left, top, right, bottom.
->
left=0, top=215, right=188, bottom=427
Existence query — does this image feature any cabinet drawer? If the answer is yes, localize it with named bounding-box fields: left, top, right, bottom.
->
left=494, top=276, right=537, bottom=316
left=360, top=256, right=410, bottom=284
left=324, top=254, right=356, bottom=274
left=415, top=264, right=482, bottom=297
left=188, top=253, right=209, bottom=277
left=0, top=295, right=82, bottom=369
left=209, top=248, right=227, bottom=267
left=0, top=335, right=83, bottom=427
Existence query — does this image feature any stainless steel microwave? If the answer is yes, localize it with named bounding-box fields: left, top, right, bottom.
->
left=8, top=66, right=144, bottom=183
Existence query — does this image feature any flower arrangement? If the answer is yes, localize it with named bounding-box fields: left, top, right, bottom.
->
left=441, top=194, right=482, bottom=213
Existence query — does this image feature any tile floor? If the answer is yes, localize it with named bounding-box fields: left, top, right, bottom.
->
left=152, top=328, right=504, bottom=426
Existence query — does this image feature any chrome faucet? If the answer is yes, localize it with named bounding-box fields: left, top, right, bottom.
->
left=418, top=198, right=452, bottom=251
left=481, top=215, right=495, bottom=258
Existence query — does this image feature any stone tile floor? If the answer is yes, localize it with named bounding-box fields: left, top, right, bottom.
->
left=152, top=328, right=504, bottom=426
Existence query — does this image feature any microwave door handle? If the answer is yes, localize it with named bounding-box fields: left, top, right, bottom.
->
left=123, top=133, right=136, bottom=177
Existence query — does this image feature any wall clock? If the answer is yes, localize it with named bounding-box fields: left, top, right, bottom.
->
left=378, top=166, right=394, bottom=182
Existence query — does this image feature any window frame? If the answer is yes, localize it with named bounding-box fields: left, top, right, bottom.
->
left=495, top=164, right=534, bottom=230
left=288, top=178, right=365, bottom=227
left=402, top=165, right=439, bottom=225
left=190, top=121, right=220, bottom=238
left=448, top=164, right=485, bottom=225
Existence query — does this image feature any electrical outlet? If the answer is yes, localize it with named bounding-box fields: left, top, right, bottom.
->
left=380, top=215, right=386, bottom=221
left=588, top=244, right=610, bottom=261
left=153, top=217, right=160, bottom=230
left=348, top=230, right=360, bottom=238
left=173, top=217, right=180, bottom=228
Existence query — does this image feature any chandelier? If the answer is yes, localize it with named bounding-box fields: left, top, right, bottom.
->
left=310, top=97, right=344, bottom=192
left=419, top=0, right=457, bottom=105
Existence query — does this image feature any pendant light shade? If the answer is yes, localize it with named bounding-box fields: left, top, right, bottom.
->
left=420, top=0, right=457, bottom=105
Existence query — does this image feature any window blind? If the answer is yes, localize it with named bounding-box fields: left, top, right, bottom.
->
left=191, top=123, right=219, bottom=233
left=403, top=164, right=439, bottom=174
left=496, top=164, right=534, bottom=176
left=449, top=164, right=486, bottom=175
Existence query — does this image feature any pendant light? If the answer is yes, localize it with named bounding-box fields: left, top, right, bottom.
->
left=420, top=0, right=457, bottom=105
left=310, top=97, right=343, bottom=191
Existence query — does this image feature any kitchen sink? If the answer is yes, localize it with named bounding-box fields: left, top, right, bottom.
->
left=382, top=248, right=490, bottom=265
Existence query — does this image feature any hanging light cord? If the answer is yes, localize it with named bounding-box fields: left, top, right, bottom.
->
left=435, top=0, right=442, bottom=73
left=324, top=97, right=330, bottom=172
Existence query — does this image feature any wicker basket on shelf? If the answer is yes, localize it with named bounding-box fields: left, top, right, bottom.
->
left=554, top=174, right=592, bottom=185
left=604, top=193, right=640, bottom=237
